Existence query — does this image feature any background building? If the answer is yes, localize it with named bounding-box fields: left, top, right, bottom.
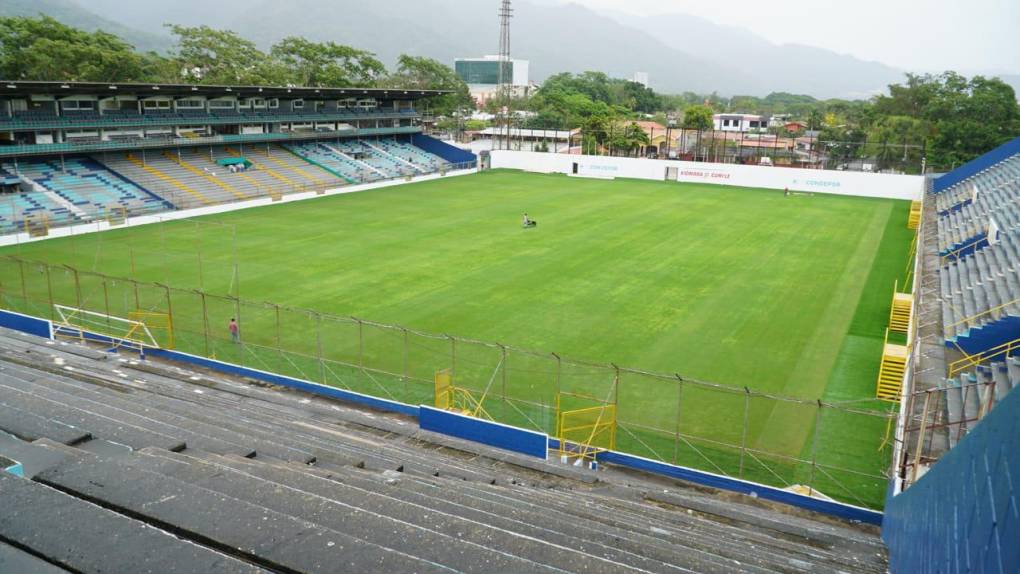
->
left=713, top=113, right=770, bottom=133
left=454, top=56, right=532, bottom=107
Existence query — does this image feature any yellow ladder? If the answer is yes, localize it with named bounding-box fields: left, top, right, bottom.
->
left=163, top=151, right=249, bottom=201
left=876, top=330, right=909, bottom=401
left=907, top=200, right=922, bottom=229
left=126, top=153, right=212, bottom=206
left=889, top=280, right=913, bottom=334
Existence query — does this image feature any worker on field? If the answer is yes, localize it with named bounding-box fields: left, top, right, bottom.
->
left=228, top=318, right=240, bottom=344
left=523, top=213, right=537, bottom=228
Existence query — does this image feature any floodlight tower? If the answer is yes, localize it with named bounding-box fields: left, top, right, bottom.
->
left=495, top=0, right=513, bottom=151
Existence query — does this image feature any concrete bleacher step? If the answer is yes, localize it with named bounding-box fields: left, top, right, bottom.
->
left=0, top=402, right=92, bottom=446
left=0, top=540, right=69, bottom=574
left=0, top=473, right=264, bottom=573
left=467, top=476, right=869, bottom=574
left=288, top=453, right=832, bottom=574
left=35, top=452, right=454, bottom=574
left=199, top=451, right=742, bottom=574
left=128, top=448, right=603, bottom=574
left=0, top=364, right=260, bottom=459
left=0, top=378, right=186, bottom=452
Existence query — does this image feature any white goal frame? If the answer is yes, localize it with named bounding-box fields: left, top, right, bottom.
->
left=53, top=304, right=160, bottom=354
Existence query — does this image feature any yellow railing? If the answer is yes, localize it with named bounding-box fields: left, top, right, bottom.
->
left=940, top=235, right=987, bottom=266
left=948, top=336, right=1020, bottom=376
left=555, top=393, right=617, bottom=463
left=948, top=297, right=1020, bottom=332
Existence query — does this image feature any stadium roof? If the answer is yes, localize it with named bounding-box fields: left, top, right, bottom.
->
left=0, top=80, right=450, bottom=99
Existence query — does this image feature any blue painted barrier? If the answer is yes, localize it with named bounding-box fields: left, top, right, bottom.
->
left=419, top=406, right=548, bottom=459
left=0, top=309, right=52, bottom=339
left=545, top=438, right=883, bottom=526
left=410, top=134, right=477, bottom=164
left=934, top=135, right=1020, bottom=193
left=883, top=385, right=1020, bottom=573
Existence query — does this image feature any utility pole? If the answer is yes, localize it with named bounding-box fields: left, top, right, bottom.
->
left=495, top=0, right=513, bottom=151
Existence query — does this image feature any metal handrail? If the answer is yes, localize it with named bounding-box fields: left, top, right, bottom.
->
left=0, top=109, right=420, bottom=132
left=947, top=297, right=1020, bottom=330
left=948, top=336, right=1020, bottom=376
left=0, top=127, right=424, bottom=159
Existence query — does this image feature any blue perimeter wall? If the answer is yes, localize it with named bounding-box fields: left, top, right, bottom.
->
left=420, top=406, right=548, bottom=459
left=1, top=311, right=883, bottom=525
left=0, top=309, right=51, bottom=339
left=411, top=134, right=478, bottom=164
left=883, top=386, right=1020, bottom=573
left=933, top=135, right=1020, bottom=192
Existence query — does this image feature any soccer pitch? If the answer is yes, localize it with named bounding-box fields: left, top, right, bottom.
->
left=0, top=169, right=912, bottom=506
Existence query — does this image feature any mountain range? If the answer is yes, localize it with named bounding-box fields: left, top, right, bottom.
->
left=3, top=0, right=1015, bottom=99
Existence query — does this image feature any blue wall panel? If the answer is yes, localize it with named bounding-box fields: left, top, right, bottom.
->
left=411, top=134, right=478, bottom=164
left=419, top=406, right=548, bottom=459
left=883, top=386, right=1020, bottom=573
left=0, top=309, right=51, bottom=339
left=934, top=135, right=1020, bottom=192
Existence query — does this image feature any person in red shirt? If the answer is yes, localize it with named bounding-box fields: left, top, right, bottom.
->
left=228, top=318, right=239, bottom=343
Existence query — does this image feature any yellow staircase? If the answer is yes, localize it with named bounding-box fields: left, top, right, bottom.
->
left=162, top=151, right=248, bottom=201
left=876, top=329, right=909, bottom=401
left=907, top=200, right=922, bottom=229
left=126, top=153, right=212, bottom=206
left=889, top=281, right=913, bottom=334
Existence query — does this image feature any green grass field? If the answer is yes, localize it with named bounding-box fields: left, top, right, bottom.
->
left=0, top=169, right=912, bottom=507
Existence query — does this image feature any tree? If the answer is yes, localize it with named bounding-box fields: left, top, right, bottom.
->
left=682, top=104, right=714, bottom=131
left=271, top=37, right=384, bottom=88
left=380, top=55, right=473, bottom=116
left=0, top=16, right=155, bottom=82
left=167, top=24, right=277, bottom=85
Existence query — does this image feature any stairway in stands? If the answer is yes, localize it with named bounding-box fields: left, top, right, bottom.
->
left=0, top=326, right=887, bottom=573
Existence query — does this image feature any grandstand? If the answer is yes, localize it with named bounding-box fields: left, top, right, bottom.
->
left=881, top=135, right=1020, bottom=573
left=0, top=325, right=887, bottom=573
left=0, top=81, right=471, bottom=233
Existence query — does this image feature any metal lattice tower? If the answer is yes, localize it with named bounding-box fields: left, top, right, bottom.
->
left=496, top=0, right=513, bottom=151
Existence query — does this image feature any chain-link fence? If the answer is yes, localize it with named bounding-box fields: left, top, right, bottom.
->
left=559, top=127, right=929, bottom=175
left=0, top=254, right=897, bottom=509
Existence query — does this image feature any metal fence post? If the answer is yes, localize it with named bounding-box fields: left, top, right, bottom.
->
left=102, top=278, right=111, bottom=328
left=357, top=318, right=364, bottom=368
left=316, top=312, right=325, bottom=385
left=739, top=387, right=751, bottom=479
left=274, top=304, right=281, bottom=350
left=44, top=264, right=55, bottom=319
left=449, top=335, right=456, bottom=383
left=808, top=400, right=822, bottom=497
left=18, top=258, right=27, bottom=302
left=402, top=327, right=409, bottom=384
left=69, top=266, right=82, bottom=311
left=199, top=290, right=210, bottom=357
left=501, top=344, right=508, bottom=400
left=674, top=374, right=685, bottom=465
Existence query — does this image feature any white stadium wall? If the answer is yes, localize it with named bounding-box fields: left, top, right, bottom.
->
left=490, top=151, right=923, bottom=201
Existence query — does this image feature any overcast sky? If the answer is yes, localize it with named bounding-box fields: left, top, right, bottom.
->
left=533, top=0, right=1019, bottom=74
